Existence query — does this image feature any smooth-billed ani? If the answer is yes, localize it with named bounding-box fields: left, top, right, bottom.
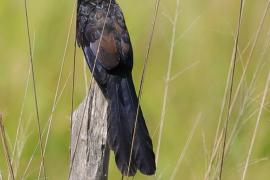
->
left=76, top=0, right=156, bottom=176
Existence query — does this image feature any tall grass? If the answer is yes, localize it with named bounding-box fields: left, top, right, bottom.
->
left=0, top=114, right=15, bottom=180
left=1, top=0, right=270, bottom=179
left=23, top=0, right=46, bottom=178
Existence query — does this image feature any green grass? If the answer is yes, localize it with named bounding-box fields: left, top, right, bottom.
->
left=1, top=0, right=270, bottom=179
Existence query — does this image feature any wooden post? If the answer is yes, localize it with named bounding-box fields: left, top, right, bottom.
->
left=70, top=80, right=110, bottom=180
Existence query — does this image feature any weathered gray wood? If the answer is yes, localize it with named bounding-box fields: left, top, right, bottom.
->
left=70, top=80, right=109, bottom=180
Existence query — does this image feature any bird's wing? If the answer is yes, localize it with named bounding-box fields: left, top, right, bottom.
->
left=84, top=5, right=133, bottom=71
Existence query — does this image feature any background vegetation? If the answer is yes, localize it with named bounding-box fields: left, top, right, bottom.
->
left=1, top=0, right=270, bottom=179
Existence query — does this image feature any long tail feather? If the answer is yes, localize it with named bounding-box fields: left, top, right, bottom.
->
left=106, top=73, right=156, bottom=176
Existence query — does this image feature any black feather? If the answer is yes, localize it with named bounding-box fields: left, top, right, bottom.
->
left=105, top=73, right=156, bottom=176
left=77, top=0, right=156, bottom=176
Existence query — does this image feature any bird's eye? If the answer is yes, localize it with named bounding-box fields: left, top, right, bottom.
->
left=96, top=2, right=104, bottom=10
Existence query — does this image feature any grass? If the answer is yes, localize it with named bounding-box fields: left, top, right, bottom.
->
left=1, top=0, right=270, bottom=179
left=241, top=71, right=270, bottom=180
left=24, top=0, right=46, bottom=178
left=0, top=114, right=15, bottom=180
left=156, top=0, right=180, bottom=167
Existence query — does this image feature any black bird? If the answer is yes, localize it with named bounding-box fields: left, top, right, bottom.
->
left=76, top=0, right=156, bottom=176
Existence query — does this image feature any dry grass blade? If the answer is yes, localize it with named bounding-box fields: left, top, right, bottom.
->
left=12, top=56, right=31, bottom=164
left=229, top=0, right=270, bottom=116
left=22, top=73, right=71, bottom=180
left=68, top=1, right=112, bottom=178
left=205, top=1, right=245, bottom=179
left=155, top=0, right=180, bottom=167
left=218, top=0, right=245, bottom=178
left=226, top=25, right=270, bottom=153
left=69, top=34, right=79, bottom=180
left=175, top=14, right=201, bottom=43
left=248, top=23, right=270, bottom=97
left=241, top=71, right=270, bottom=180
left=127, top=0, right=162, bottom=177
left=225, top=40, right=270, bottom=154
left=209, top=27, right=252, bottom=171
left=0, top=114, right=15, bottom=180
left=169, top=113, right=202, bottom=180
left=23, top=0, right=46, bottom=178
left=219, top=0, right=270, bottom=178
left=11, top=66, right=30, bottom=179
left=83, top=59, right=89, bottom=95
left=21, top=141, right=39, bottom=180
left=239, top=156, right=270, bottom=169
left=169, top=61, right=200, bottom=82
left=70, top=27, right=77, bottom=172
left=204, top=129, right=224, bottom=180
left=224, top=92, right=248, bottom=154
left=37, top=1, right=77, bottom=178
left=10, top=32, right=36, bottom=179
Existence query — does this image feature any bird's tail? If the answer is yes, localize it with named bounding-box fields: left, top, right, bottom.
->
left=106, top=73, right=156, bottom=176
